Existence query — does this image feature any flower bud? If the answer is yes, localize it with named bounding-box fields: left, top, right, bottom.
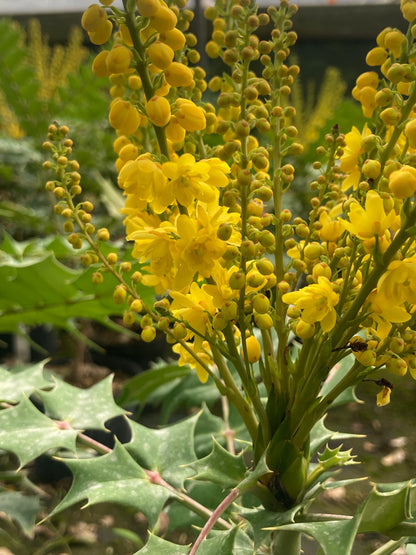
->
left=254, top=312, right=273, bottom=329
left=366, top=46, right=388, bottom=66
left=113, top=285, right=127, bottom=304
left=146, top=95, right=171, bottom=127
left=88, top=19, right=113, bottom=45
left=147, top=41, right=174, bottom=69
left=165, top=62, right=194, bottom=87
left=362, top=159, right=381, bottom=179
left=252, top=293, right=270, bottom=314
left=109, top=99, right=140, bottom=135
left=405, top=118, right=416, bottom=148
left=81, top=4, right=107, bottom=32
left=389, top=165, right=416, bottom=198
left=106, top=45, right=132, bottom=74
left=386, top=357, right=408, bottom=375
left=141, top=326, right=157, bottom=342
left=295, top=320, right=315, bottom=339
left=175, top=99, right=206, bottom=131
left=246, top=335, right=261, bottom=363
left=150, top=6, right=177, bottom=32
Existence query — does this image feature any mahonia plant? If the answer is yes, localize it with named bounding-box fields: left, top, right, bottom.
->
left=40, top=0, right=416, bottom=551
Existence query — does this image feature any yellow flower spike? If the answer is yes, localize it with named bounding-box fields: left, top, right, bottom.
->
left=106, top=45, right=132, bottom=74
left=109, top=99, right=140, bottom=135
left=150, top=6, right=178, bottom=32
left=341, top=190, right=396, bottom=239
left=377, top=386, right=391, bottom=406
left=145, top=95, right=171, bottom=127
left=159, top=28, right=186, bottom=51
left=282, top=276, right=339, bottom=333
left=388, top=165, right=416, bottom=198
left=146, top=41, right=174, bottom=70
left=246, top=335, right=261, bottom=363
left=165, top=62, right=194, bottom=87
left=92, top=50, right=111, bottom=78
left=81, top=4, right=107, bottom=32
left=135, top=0, right=161, bottom=17
left=175, top=99, right=206, bottom=131
left=88, top=19, right=113, bottom=45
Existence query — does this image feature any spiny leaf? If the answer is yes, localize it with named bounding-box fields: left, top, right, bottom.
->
left=358, top=480, right=416, bottom=534
left=50, top=442, right=172, bottom=527
left=0, top=360, right=52, bottom=402
left=310, top=415, right=364, bottom=456
left=271, top=518, right=361, bottom=555
left=0, top=491, right=41, bottom=537
left=240, top=504, right=301, bottom=549
left=189, top=438, right=246, bottom=489
left=37, top=374, right=127, bottom=431
left=126, top=414, right=199, bottom=489
left=194, top=526, right=239, bottom=555
left=133, top=532, right=190, bottom=554
left=0, top=397, right=77, bottom=467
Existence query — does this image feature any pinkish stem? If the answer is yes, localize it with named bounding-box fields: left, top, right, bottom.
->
left=189, top=488, right=240, bottom=555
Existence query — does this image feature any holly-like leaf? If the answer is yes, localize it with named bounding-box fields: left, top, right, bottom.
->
left=134, top=532, right=190, bottom=554
left=310, top=415, right=364, bottom=456
left=320, top=354, right=361, bottom=408
left=358, top=480, right=416, bottom=535
left=189, top=438, right=246, bottom=489
left=195, top=526, right=239, bottom=555
left=50, top=442, right=172, bottom=527
left=126, top=414, right=199, bottom=489
left=0, top=397, right=77, bottom=467
left=271, top=518, right=361, bottom=555
left=0, top=491, right=41, bottom=536
left=241, top=504, right=301, bottom=549
left=37, top=374, right=127, bottom=430
left=0, top=360, right=52, bottom=402
left=194, top=404, right=227, bottom=457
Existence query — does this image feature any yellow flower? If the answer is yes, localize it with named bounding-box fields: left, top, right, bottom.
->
left=339, top=124, right=371, bottom=190
left=165, top=62, right=194, bottom=87
left=340, top=190, right=396, bottom=240
left=175, top=99, right=206, bottom=131
left=171, top=282, right=216, bottom=341
left=109, top=99, right=140, bottom=135
left=172, top=341, right=212, bottom=383
left=319, top=210, right=344, bottom=242
left=162, top=153, right=228, bottom=207
left=377, top=386, right=391, bottom=406
left=173, top=205, right=234, bottom=289
left=282, top=276, right=339, bottom=332
left=146, top=95, right=171, bottom=127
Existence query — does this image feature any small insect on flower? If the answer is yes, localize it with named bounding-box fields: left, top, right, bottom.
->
left=333, top=338, right=368, bottom=352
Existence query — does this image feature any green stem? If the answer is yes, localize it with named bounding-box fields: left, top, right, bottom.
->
left=272, top=530, right=301, bottom=555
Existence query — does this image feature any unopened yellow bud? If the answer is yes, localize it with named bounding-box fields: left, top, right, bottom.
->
left=295, top=320, right=315, bottom=339
left=97, top=228, right=110, bottom=241
left=128, top=75, right=142, bottom=90
left=380, top=106, right=401, bottom=125
left=221, top=300, right=238, bottom=321
left=366, top=46, right=388, bottom=66
left=354, top=349, right=376, bottom=367
left=141, top=326, right=157, bottom=342
left=106, top=45, right=132, bottom=74
left=165, top=62, right=194, bottom=87
left=146, top=95, right=171, bottom=127
left=147, top=41, right=174, bottom=69
left=130, top=299, right=144, bottom=313
left=386, top=357, right=407, bottom=375
left=123, top=311, right=136, bottom=326
left=159, top=28, right=186, bottom=51
left=92, top=271, right=104, bottom=284
left=82, top=4, right=107, bottom=32
left=246, top=335, right=261, bottom=363
left=88, top=19, right=113, bottom=45
left=384, top=29, right=406, bottom=57
left=173, top=322, right=188, bottom=340
left=150, top=6, right=177, bottom=32
left=312, top=262, right=331, bottom=281
left=175, top=99, right=206, bottom=131
left=256, top=258, right=274, bottom=276
left=113, top=285, right=127, bottom=304
left=405, top=118, right=416, bottom=147
left=136, top=0, right=160, bottom=17
left=254, top=312, right=273, bottom=329
left=109, top=99, right=140, bottom=135
left=252, top=294, right=270, bottom=314
left=401, top=0, right=416, bottom=21
left=362, top=159, right=382, bottom=179
left=389, top=165, right=416, bottom=198
left=92, top=51, right=111, bottom=77
left=165, top=115, right=186, bottom=142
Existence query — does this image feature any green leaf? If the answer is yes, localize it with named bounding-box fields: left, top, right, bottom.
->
left=194, top=404, right=228, bottom=457
left=0, top=397, right=77, bottom=467
left=310, top=415, right=364, bottom=456
left=320, top=353, right=361, bottom=408
left=50, top=442, right=172, bottom=527
left=241, top=504, right=301, bottom=549
left=37, top=374, right=127, bottom=430
left=134, top=532, right=189, bottom=554
left=189, top=438, right=246, bottom=489
left=0, top=491, right=41, bottom=536
left=358, top=481, right=416, bottom=535
left=271, top=518, right=361, bottom=555
left=195, top=526, right=239, bottom=555
left=126, top=414, right=199, bottom=489
left=0, top=360, right=51, bottom=402
left=118, top=363, right=192, bottom=407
